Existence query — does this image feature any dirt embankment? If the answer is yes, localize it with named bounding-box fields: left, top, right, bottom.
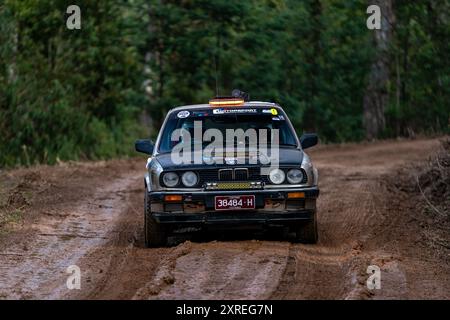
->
left=0, top=138, right=448, bottom=300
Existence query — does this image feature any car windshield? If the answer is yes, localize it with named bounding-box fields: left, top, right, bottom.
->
left=158, top=110, right=298, bottom=153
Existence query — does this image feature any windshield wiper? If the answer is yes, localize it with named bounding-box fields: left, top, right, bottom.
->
left=279, top=143, right=298, bottom=147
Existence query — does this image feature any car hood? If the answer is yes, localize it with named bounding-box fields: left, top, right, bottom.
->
left=154, top=147, right=304, bottom=171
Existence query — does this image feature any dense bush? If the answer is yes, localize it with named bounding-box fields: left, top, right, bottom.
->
left=0, top=1, right=147, bottom=166
left=0, top=0, right=448, bottom=167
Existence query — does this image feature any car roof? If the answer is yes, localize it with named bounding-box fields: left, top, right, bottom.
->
left=169, top=101, right=280, bottom=113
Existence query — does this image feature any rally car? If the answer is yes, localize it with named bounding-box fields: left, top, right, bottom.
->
left=135, top=93, right=319, bottom=247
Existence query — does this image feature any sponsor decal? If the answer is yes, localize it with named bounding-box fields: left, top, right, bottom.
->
left=213, top=108, right=257, bottom=115
left=213, top=109, right=225, bottom=115
left=262, top=108, right=278, bottom=115
left=177, top=110, right=190, bottom=118
left=193, top=111, right=209, bottom=117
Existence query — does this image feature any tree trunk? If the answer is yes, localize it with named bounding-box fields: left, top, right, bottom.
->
left=305, top=0, right=322, bottom=133
left=363, top=0, right=395, bottom=140
left=8, top=21, right=19, bottom=84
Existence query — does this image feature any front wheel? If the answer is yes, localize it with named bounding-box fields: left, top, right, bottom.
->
left=293, top=212, right=318, bottom=244
left=144, top=192, right=168, bottom=248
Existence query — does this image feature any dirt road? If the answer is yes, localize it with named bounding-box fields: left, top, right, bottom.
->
left=0, top=138, right=448, bottom=300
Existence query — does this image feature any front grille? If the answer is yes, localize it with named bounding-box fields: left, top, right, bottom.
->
left=249, top=167, right=269, bottom=183
left=197, top=167, right=307, bottom=184
left=199, top=167, right=267, bottom=183
left=198, top=169, right=218, bottom=183
left=219, top=169, right=233, bottom=181
left=234, top=168, right=249, bottom=180
left=161, top=167, right=307, bottom=187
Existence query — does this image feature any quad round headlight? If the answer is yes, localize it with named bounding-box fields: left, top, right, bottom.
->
left=182, top=171, right=198, bottom=187
left=162, top=172, right=179, bottom=187
left=287, top=169, right=304, bottom=184
left=269, top=168, right=285, bottom=185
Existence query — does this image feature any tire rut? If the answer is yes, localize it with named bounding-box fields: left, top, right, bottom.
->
left=1, top=138, right=448, bottom=300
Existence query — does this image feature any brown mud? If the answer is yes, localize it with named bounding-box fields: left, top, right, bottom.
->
left=0, top=138, right=448, bottom=300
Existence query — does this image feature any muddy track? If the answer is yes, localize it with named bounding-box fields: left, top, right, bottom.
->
left=0, top=138, right=449, bottom=300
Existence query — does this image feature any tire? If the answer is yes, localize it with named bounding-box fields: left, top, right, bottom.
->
left=144, top=191, right=168, bottom=248
left=293, top=211, right=318, bottom=244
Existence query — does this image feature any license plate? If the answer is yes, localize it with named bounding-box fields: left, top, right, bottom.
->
left=215, top=195, right=255, bottom=210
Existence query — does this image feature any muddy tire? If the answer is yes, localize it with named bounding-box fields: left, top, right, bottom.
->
left=144, top=192, right=168, bottom=248
left=293, top=212, right=318, bottom=244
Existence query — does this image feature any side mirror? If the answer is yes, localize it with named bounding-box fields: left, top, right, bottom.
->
left=135, top=139, right=154, bottom=155
left=300, top=133, right=318, bottom=150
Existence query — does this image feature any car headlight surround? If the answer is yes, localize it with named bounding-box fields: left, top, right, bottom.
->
left=182, top=171, right=198, bottom=187
left=287, top=168, right=304, bottom=184
left=269, top=168, right=285, bottom=185
left=162, top=172, right=179, bottom=187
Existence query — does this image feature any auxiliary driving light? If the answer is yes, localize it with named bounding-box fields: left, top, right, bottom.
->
left=205, top=181, right=262, bottom=190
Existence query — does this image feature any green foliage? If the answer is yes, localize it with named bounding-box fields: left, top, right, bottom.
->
left=0, top=0, right=148, bottom=167
left=385, top=0, right=450, bottom=137
left=146, top=0, right=448, bottom=142
left=0, top=0, right=448, bottom=167
left=145, top=0, right=372, bottom=142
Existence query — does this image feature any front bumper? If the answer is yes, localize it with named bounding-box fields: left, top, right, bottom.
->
left=149, top=187, right=319, bottom=226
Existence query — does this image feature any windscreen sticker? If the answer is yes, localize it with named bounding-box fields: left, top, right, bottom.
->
left=192, top=111, right=209, bottom=117
left=262, top=108, right=278, bottom=115
left=177, top=110, right=190, bottom=118
left=213, top=108, right=257, bottom=115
